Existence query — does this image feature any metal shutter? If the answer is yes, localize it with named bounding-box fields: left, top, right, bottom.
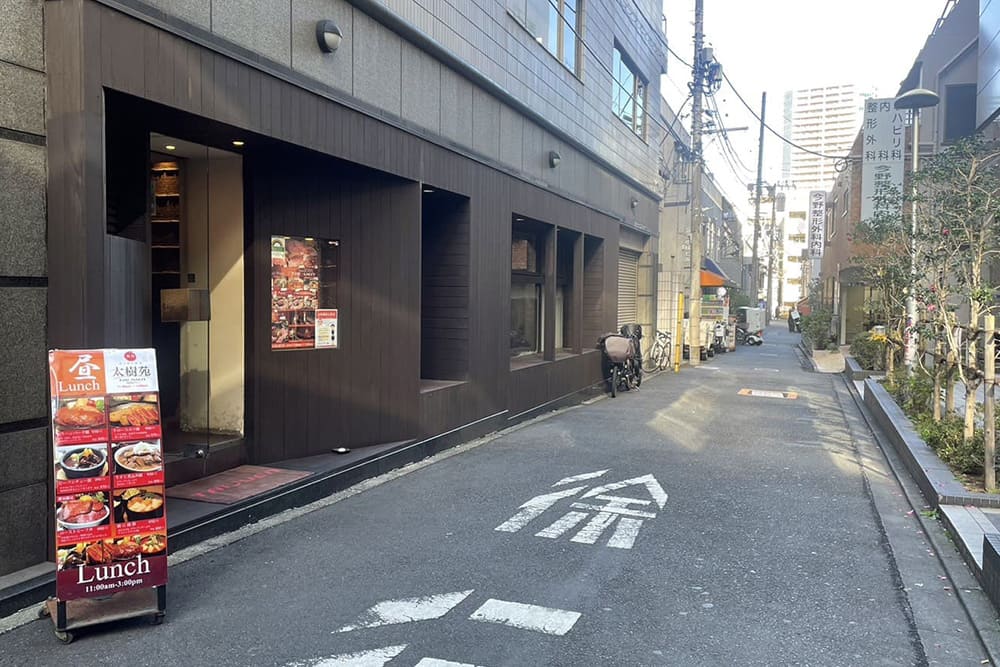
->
left=617, top=248, right=639, bottom=328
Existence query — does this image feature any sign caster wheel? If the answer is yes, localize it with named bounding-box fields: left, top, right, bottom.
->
left=151, top=613, right=164, bottom=626
left=37, top=605, right=50, bottom=620
left=54, top=630, right=74, bottom=644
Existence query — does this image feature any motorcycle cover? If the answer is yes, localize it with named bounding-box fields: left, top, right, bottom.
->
left=603, top=335, right=633, bottom=363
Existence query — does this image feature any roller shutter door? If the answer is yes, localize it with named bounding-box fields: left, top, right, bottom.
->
left=617, top=248, right=639, bottom=328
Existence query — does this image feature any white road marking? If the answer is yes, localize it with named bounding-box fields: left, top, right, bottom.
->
left=695, top=365, right=720, bottom=370
left=607, top=517, right=644, bottom=549
left=535, top=511, right=589, bottom=538
left=469, top=599, right=581, bottom=636
left=570, top=500, right=656, bottom=518
left=570, top=511, right=618, bottom=544
left=580, top=475, right=668, bottom=509
left=296, top=645, right=408, bottom=667
left=552, top=469, right=609, bottom=487
left=495, top=486, right=585, bottom=532
left=415, top=660, right=479, bottom=667
left=335, top=591, right=473, bottom=633
left=753, top=368, right=780, bottom=372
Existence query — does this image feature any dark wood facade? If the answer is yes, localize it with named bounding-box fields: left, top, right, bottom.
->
left=45, top=0, right=650, bottom=465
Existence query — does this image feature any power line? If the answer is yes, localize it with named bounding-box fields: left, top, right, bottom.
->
left=722, top=71, right=853, bottom=162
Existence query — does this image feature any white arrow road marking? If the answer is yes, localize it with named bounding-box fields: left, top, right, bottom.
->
left=551, top=470, right=609, bottom=487
left=580, top=475, right=668, bottom=509
left=494, top=486, right=585, bottom=533
left=606, top=517, right=644, bottom=549
left=334, top=591, right=473, bottom=633
left=414, top=659, right=480, bottom=667
left=469, top=599, right=581, bottom=636
left=535, top=511, right=589, bottom=538
left=292, top=645, right=408, bottom=667
left=570, top=511, right=618, bottom=544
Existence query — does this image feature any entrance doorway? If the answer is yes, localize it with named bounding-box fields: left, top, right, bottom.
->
left=149, top=135, right=246, bottom=484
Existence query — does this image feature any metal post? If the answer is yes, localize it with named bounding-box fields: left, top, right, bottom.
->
left=687, top=0, right=705, bottom=366
left=986, top=315, right=996, bottom=490
left=904, top=109, right=920, bottom=374
left=751, top=93, right=767, bottom=307
left=766, top=186, right=776, bottom=324
left=674, top=292, right=684, bottom=373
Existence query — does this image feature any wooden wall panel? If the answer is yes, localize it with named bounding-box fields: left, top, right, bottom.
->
left=421, top=196, right=470, bottom=380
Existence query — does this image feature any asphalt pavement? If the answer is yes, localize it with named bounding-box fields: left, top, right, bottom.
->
left=1, top=325, right=995, bottom=666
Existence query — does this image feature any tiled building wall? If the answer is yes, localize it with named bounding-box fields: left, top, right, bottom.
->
left=0, top=0, right=49, bottom=574
left=137, top=0, right=667, bottom=209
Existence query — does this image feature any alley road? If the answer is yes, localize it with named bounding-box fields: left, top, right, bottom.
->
left=2, top=327, right=994, bottom=665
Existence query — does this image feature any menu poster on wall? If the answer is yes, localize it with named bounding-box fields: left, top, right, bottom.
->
left=49, top=349, right=168, bottom=601
left=271, top=236, right=320, bottom=349
left=315, top=309, right=339, bottom=349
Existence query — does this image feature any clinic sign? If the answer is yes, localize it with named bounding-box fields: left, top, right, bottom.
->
left=808, top=191, right=826, bottom=259
left=861, top=98, right=906, bottom=224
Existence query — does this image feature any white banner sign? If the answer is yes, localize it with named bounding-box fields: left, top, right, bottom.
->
left=808, top=191, right=826, bottom=259
left=861, top=98, right=906, bottom=223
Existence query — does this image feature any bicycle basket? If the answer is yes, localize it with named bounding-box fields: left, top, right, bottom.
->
left=603, top=335, right=633, bottom=363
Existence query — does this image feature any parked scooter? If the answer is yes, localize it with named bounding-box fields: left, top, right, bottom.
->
left=736, top=325, right=763, bottom=346
left=598, top=324, right=643, bottom=397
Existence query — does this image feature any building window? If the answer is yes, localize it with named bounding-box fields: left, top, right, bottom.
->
left=789, top=233, right=806, bottom=243
left=787, top=255, right=801, bottom=263
left=511, top=218, right=549, bottom=358
left=944, top=84, right=977, bottom=144
left=510, top=0, right=580, bottom=73
left=612, top=45, right=646, bottom=139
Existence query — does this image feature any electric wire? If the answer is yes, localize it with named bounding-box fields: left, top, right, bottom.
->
left=722, top=71, right=854, bottom=162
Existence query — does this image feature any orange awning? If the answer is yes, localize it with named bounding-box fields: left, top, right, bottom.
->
left=700, top=269, right=726, bottom=287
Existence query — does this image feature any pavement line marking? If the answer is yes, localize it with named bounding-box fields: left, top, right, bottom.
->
left=552, top=469, right=609, bottom=487
left=495, top=486, right=585, bottom=532
left=415, top=659, right=479, bottom=667
left=571, top=511, right=618, bottom=544
left=738, top=388, right=798, bottom=400
left=536, top=510, right=589, bottom=538
left=334, top=591, right=473, bottom=633
left=570, top=501, right=656, bottom=518
left=607, top=517, right=644, bottom=549
left=469, top=599, right=581, bottom=636
left=298, top=645, right=408, bottom=667
left=761, top=353, right=778, bottom=357
left=695, top=365, right=720, bottom=370
left=581, top=474, right=668, bottom=509
left=753, top=368, right=780, bottom=372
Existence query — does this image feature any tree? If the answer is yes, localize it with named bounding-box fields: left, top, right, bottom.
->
left=913, top=136, right=1000, bottom=456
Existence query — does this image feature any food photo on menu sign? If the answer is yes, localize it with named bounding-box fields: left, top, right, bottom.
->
left=55, top=444, right=110, bottom=495
left=52, top=396, right=108, bottom=446
left=108, top=392, right=161, bottom=441
left=112, top=485, right=167, bottom=537
left=56, top=491, right=113, bottom=544
left=112, top=440, right=164, bottom=486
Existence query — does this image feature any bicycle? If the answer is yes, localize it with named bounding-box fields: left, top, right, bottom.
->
left=642, top=330, right=672, bottom=372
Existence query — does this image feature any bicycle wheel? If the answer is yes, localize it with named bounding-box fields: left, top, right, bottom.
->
left=611, top=366, right=619, bottom=397
left=659, top=342, right=671, bottom=370
left=642, top=344, right=661, bottom=373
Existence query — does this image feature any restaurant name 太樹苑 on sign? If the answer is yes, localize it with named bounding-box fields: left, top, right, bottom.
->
left=49, top=349, right=168, bottom=601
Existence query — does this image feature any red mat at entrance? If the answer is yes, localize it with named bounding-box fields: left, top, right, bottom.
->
left=166, top=465, right=311, bottom=504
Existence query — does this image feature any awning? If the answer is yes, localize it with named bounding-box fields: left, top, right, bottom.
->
left=701, top=257, right=734, bottom=287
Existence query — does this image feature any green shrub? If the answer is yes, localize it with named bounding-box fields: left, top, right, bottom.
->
left=801, top=308, right=834, bottom=350
left=885, top=368, right=935, bottom=416
left=914, top=414, right=984, bottom=474
left=850, top=332, right=886, bottom=371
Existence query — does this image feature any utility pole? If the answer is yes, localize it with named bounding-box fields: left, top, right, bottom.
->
left=750, top=92, right=766, bottom=309
left=687, top=0, right=705, bottom=366
left=766, top=186, right=777, bottom=323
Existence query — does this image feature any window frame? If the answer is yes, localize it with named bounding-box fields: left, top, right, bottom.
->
left=508, top=0, right=582, bottom=75
left=612, top=44, right=647, bottom=140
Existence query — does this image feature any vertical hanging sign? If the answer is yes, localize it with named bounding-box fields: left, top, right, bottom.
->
left=808, top=191, right=826, bottom=259
left=50, top=349, right=168, bottom=601
left=861, top=98, right=906, bottom=223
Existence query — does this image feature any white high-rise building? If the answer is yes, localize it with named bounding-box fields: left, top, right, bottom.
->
left=776, top=84, right=870, bottom=311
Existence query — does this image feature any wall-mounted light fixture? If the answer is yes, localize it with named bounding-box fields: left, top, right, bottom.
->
left=630, top=197, right=639, bottom=209
left=548, top=150, right=561, bottom=168
left=316, top=20, right=343, bottom=53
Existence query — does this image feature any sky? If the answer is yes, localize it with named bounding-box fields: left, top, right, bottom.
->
left=660, top=0, right=951, bottom=219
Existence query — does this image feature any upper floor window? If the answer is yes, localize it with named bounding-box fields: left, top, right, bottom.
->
left=510, top=0, right=580, bottom=73
left=612, top=45, right=646, bottom=139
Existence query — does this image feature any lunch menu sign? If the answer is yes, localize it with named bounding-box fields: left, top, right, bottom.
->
left=48, top=349, right=168, bottom=601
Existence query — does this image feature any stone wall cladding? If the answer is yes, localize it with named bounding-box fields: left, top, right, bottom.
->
left=126, top=0, right=667, bottom=203
left=0, top=0, right=49, bottom=578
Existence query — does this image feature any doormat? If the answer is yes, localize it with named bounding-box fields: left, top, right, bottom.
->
left=167, top=465, right=312, bottom=504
